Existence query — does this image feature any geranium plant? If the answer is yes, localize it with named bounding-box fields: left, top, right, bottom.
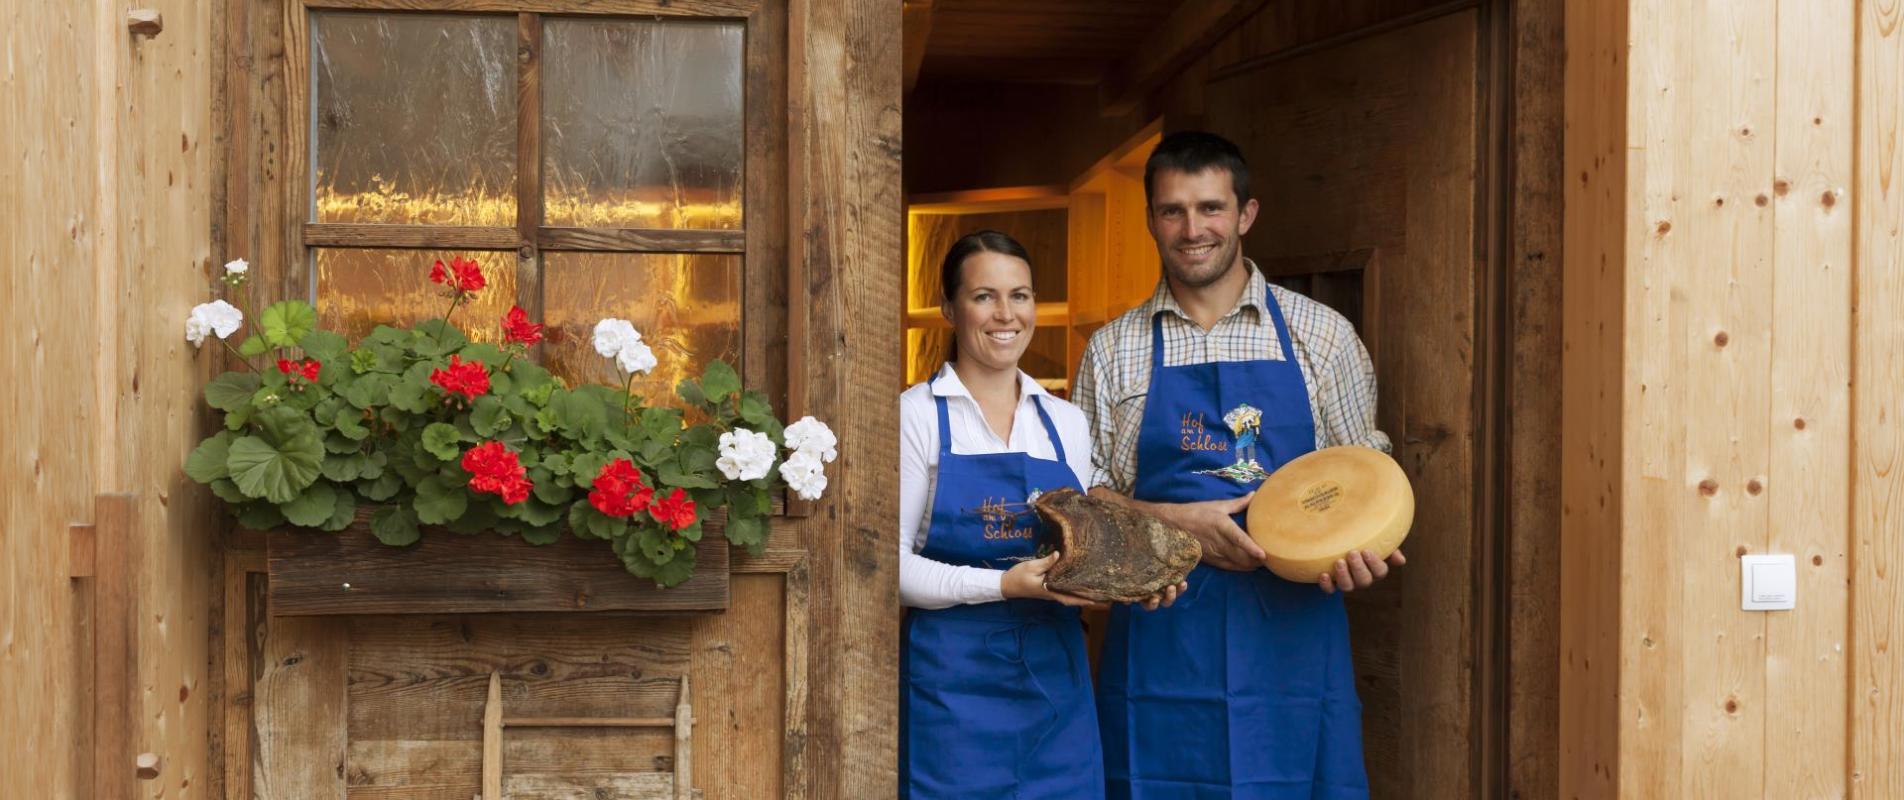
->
left=182, top=254, right=834, bottom=586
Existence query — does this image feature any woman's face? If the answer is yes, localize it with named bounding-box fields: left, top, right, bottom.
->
left=943, top=251, right=1036, bottom=374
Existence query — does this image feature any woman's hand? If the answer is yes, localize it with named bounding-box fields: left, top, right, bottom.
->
left=1136, top=581, right=1188, bottom=611
left=1001, top=553, right=1109, bottom=609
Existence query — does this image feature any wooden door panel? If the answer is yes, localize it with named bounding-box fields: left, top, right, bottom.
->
left=1204, top=10, right=1480, bottom=798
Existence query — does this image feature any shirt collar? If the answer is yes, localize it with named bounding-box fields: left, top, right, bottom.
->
left=930, top=363, right=1052, bottom=400
left=1146, top=259, right=1272, bottom=326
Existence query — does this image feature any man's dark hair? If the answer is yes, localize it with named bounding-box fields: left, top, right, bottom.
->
left=1143, top=130, right=1252, bottom=208
left=940, top=229, right=1032, bottom=303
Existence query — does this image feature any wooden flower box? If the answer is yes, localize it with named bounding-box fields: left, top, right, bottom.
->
left=264, top=510, right=730, bottom=616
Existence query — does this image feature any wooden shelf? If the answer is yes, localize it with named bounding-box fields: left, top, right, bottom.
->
left=904, top=302, right=1069, bottom=329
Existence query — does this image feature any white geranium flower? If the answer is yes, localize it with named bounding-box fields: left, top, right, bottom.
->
left=223, top=258, right=249, bottom=276
left=783, top=416, right=838, bottom=463
left=717, top=428, right=778, bottom=481
left=615, top=339, right=657, bottom=375
left=185, top=300, right=245, bottom=346
left=779, top=449, right=829, bottom=501
left=591, top=318, right=641, bottom=358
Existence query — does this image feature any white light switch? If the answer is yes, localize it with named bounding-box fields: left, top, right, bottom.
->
left=1740, top=554, right=1797, bottom=611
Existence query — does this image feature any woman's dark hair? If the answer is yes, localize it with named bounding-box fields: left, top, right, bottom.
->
left=940, top=229, right=1032, bottom=304
left=1143, top=130, right=1252, bottom=208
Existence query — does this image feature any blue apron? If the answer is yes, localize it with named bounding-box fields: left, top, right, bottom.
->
left=901, top=391, right=1106, bottom=799
left=1097, top=287, right=1368, bottom=799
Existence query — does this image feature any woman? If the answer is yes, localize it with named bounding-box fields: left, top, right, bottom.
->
left=899, top=230, right=1182, bottom=799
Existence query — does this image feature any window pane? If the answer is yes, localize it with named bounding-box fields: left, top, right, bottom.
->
left=315, top=250, right=518, bottom=343
left=312, top=13, right=516, bottom=225
left=541, top=19, right=744, bottom=230
left=543, top=253, right=741, bottom=406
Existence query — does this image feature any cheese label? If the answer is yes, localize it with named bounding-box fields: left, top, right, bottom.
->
left=1300, top=481, right=1344, bottom=514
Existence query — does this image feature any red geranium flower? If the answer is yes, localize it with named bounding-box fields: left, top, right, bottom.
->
left=429, top=355, right=490, bottom=401
left=277, top=358, right=321, bottom=384
left=430, top=255, right=486, bottom=294
left=461, top=442, right=532, bottom=506
left=588, top=458, right=653, bottom=518
left=650, top=487, right=697, bottom=531
left=502, top=305, right=544, bottom=347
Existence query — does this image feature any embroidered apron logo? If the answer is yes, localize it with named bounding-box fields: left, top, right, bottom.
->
left=1192, top=403, right=1270, bottom=483
left=1179, top=412, right=1231, bottom=452
left=978, top=496, right=1036, bottom=540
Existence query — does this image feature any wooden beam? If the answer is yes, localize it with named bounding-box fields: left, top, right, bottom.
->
left=302, top=223, right=518, bottom=250
left=91, top=494, right=139, bottom=800
left=1098, top=0, right=1272, bottom=117
left=905, top=184, right=1068, bottom=214
left=536, top=226, right=746, bottom=254
left=902, top=0, right=932, bottom=94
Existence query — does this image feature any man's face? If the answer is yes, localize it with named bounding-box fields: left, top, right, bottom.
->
left=1145, top=167, right=1260, bottom=289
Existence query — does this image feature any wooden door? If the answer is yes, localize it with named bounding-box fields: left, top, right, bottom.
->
left=214, top=0, right=901, bottom=797
left=1203, top=10, right=1482, bottom=799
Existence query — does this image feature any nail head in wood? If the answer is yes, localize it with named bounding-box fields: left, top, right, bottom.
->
left=135, top=752, right=161, bottom=780
left=127, top=9, right=163, bottom=37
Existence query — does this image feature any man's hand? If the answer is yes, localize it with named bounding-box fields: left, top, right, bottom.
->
left=1317, top=549, right=1406, bottom=594
left=1140, top=492, right=1262, bottom=572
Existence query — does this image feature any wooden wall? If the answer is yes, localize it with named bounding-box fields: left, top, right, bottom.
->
left=3, top=0, right=222, bottom=797
left=1561, top=0, right=1900, bottom=796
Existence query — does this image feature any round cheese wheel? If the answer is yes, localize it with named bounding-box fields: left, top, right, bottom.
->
left=1246, top=445, right=1414, bottom=583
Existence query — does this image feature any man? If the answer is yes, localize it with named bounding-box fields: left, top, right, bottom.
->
left=1074, top=130, right=1405, bottom=799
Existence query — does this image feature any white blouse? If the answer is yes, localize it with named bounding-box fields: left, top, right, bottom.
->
left=899, top=364, right=1095, bottom=609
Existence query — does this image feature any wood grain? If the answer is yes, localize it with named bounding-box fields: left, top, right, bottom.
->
left=1852, top=0, right=1904, bottom=793
left=536, top=226, right=747, bottom=254
left=1766, top=0, right=1854, bottom=796
left=304, top=0, right=759, bottom=14
left=1099, top=0, right=1275, bottom=116
left=1558, top=0, right=1628, bottom=794
left=267, top=523, right=730, bottom=615
left=254, top=616, right=349, bottom=799
left=92, top=494, right=139, bottom=800
left=303, top=224, right=520, bottom=250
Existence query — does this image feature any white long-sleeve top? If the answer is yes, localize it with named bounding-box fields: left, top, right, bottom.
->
left=900, top=364, right=1095, bottom=609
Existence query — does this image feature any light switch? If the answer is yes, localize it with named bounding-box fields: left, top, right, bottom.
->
left=1740, top=554, right=1796, bottom=611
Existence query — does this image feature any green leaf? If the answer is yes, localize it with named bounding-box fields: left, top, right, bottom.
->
left=523, top=380, right=558, bottom=408
left=370, top=505, right=421, bottom=546
left=342, top=373, right=393, bottom=410
left=209, top=478, right=248, bottom=503
left=551, top=390, right=608, bottom=441
left=459, top=343, right=507, bottom=367
left=235, top=501, right=285, bottom=530
left=300, top=330, right=348, bottom=362
left=470, top=396, right=512, bottom=437
left=185, top=432, right=237, bottom=483
left=567, top=501, right=628, bottom=541
left=637, top=526, right=677, bottom=564
left=412, top=476, right=467, bottom=525
left=321, top=489, right=357, bottom=532
left=321, top=452, right=370, bottom=482
left=701, top=359, right=741, bottom=402
left=571, top=453, right=613, bottom=487
left=388, top=366, right=432, bottom=413
left=226, top=433, right=324, bottom=504
left=358, top=472, right=403, bottom=501
left=676, top=519, right=703, bottom=543
left=255, top=405, right=319, bottom=442
left=334, top=407, right=370, bottom=441
left=676, top=377, right=707, bottom=408
left=413, top=320, right=469, bottom=354
left=531, top=479, right=573, bottom=506
left=237, top=334, right=270, bottom=357
left=724, top=515, right=768, bottom=551
left=421, top=423, right=464, bottom=462
left=350, top=348, right=380, bottom=375
left=281, top=483, right=338, bottom=527
left=445, top=500, right=497, bottom=534
left=505, top=498, right=564, bottom=527
left=261, top=301, right=318, bottom=347
left=521, top=525, right=562, bottom=545
left=657, top=463, right=719, bottom=490
left=738, top=391, right=776, bottom=427
left=623, top=542, right=697, bottom=587
left=541, top=452, right=572, bottom=477
left=204, top=372, right=261, bottom=412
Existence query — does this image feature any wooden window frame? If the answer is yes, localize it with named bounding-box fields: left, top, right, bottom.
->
left=280, top=0, right=804, bottom=514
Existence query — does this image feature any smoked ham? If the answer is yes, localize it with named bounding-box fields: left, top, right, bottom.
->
left=1033, top=488, right=1201, bottom=603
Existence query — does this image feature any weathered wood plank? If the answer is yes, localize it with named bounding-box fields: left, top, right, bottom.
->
left=92, top=494, right=138, bottom=800
left=536, top=226, right=747, bottom=254
left=1766, top=0, right=1854, bottom=797
left=1506, top=0, right=1563, bottom=797
left=303, top=224, right=520, bottom=250
left=1852, top=0, right=1904, bottom=794
left=254, top=616, right=349, bottom=800
left=266, top=524, right=729, bottom=615
left=304, top=0, right=758, bottom=15
left=1099, top=0, right=1275, bottom=116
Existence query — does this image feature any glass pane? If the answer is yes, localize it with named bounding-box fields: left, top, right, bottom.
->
left=312, top=13, right=516, bottom=225
left=541, top=19, right=744, bottom=230
left=315, top=250, right=518, bottom=344
left=543, top=253, right=741, bottom=406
